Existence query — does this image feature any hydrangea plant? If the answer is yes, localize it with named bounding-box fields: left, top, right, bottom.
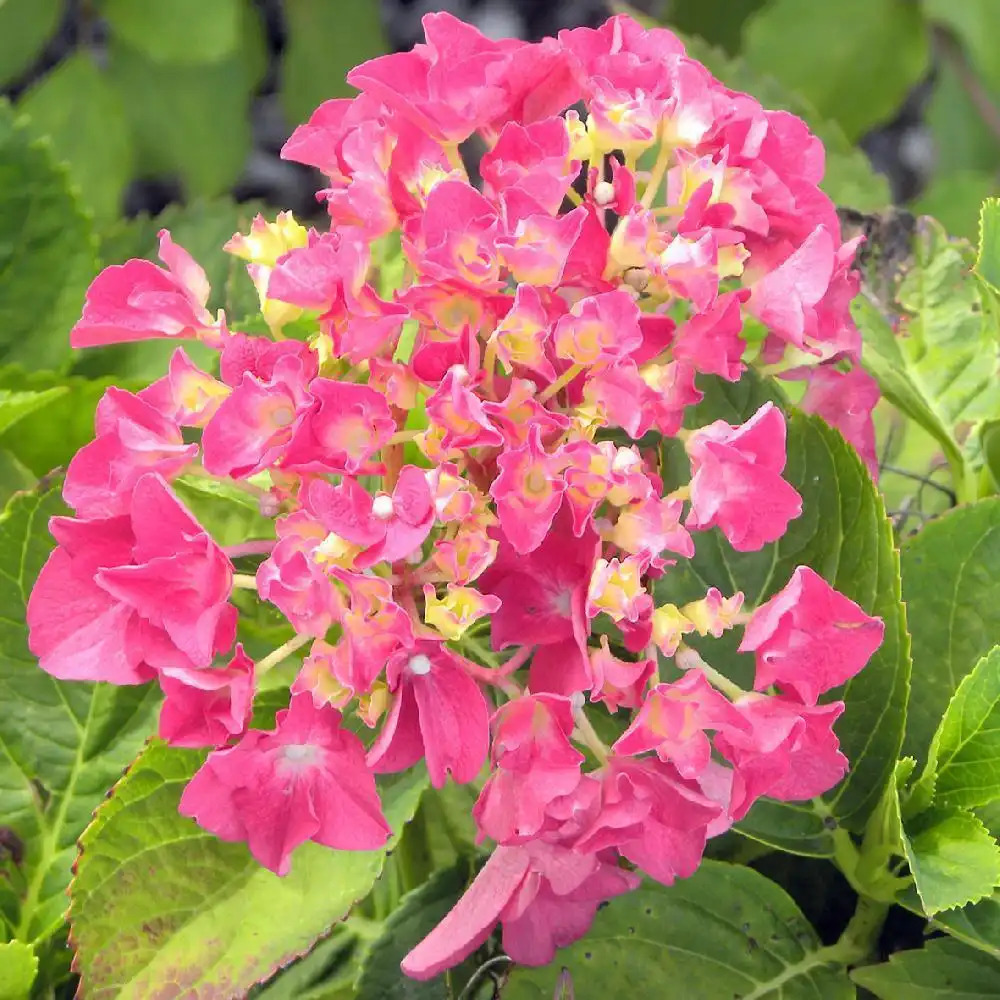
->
left=10, top=11, right=1000, bottom=1000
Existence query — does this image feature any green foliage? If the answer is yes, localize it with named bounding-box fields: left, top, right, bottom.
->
left=976, top=198, right=1000, bottom=294
left=0, top=0, right=61, bottom=88
left=502, top=862, right=854, bottom=999
left=899, top=500, right=1000, bottom=765
left=933, top=894, right=1000, bottom=961
left=355, top=863, right=475, bottom=1000
left=855, top=218, right=1000, bottom=504
left=742, top=0, right=929, bottom=143
left=0, top=941, right=38, bottom=1000
left=0, top=488, right=158, bottom=958
left=100, top=0, right=244, bottom=65
left=0, top=103, right=97, bottom=373
left=851, top=937, right=1000, bottom=998
left=281, top=0, right=387, bottom=125
left=658, top=387, right=910, bottom=853
left=903, top=807, right=1000, bottom=914
left=70, top=744, right=428, bottom=999
left=19, top=53, right=133, bottom=225
left=919, top=646, right=1000, bottom=810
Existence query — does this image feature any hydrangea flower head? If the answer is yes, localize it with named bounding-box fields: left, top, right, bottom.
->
left=31, top=10, right=886, bottom=981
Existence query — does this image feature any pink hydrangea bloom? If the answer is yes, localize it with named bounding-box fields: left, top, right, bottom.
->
left=71, top=231, right=219, bottom=348
left=740, top=565, right=884, bottom=704
left=37, top=9, right=888, bottom=981
left=367, top=641, right=490, bottom=788
left=714, top=694, right=849, bottom=820
left=686, top=402, right=803, bottom=550
left=179, top=693, right=390, bottom=875
left=158, top=644, right=255, bottom=748
left=473, top=694, right=584, bottom=844
left=28, top=474, right=235, bottom=683
left=402, top=840, right=638, bottom=979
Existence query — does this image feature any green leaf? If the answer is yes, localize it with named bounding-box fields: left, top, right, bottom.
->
left=18, top=52, right=133, bottom=224
left=924, top=0, right=1000, bottom=96
left=852, top=936, right=1000, bottom=998
left=106, top=12, right=261, bottom=199
left=0, top=371, right=137, bottom=477
left=911, top=171, right=997, bottom=244
left=173, top=475, right=276, bottom=549
left=900, top=499, right=1000, bottom=765
left=0, top=386, right=66, bottom=437
left=657, top=390, right=910, bottom=854
left=252, top=927, right=362, bottom=1000
left=903, top=807, right=1000, bottom=914
left=502, top=862, right=853, bottom=999
left=0, top=940, right=37, bottom=1000
left=70, top=744, right=428, bottom=998
left=101, top=0, right=242, bottom=65
left=856, top=217, right=1000, bottom=502
left=281, top=0, right=387, bottom=126
left=0, top=0, right=61, bottom=88
left=0, top=488, right=158, bottom=943
left=0, top=102, right=97, bottom=372
left=742, top=0, right=929, bottom=142
left=917, top=646, right=1000, bottom=810
left=976, top=197, right=1000, bottom=295
left=356, top=863, right=474, bottom=1000
left=934, top=893, right=1000, bottom=961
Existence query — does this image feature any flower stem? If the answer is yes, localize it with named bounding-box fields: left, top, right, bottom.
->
left=256, top=633, right=311, bottom=674
left=676, top=643, right=746, bottom=701
left=538, top=362, right=585, bottom=403
left=640, top=141, right=673, bottom=209
left=232, top=573, right=259, bottom=590
left=572, top=703, right=610, bottom=763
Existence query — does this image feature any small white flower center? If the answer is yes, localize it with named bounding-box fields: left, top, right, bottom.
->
left=372, top=494, right=395, bottom=520
left=612, top=448, right=640, bottom=473
left=593, top=181, right=615, bottom=206
left=282, top=744, right=318, bottom=767
left=408, top=653, right=432, bottom=676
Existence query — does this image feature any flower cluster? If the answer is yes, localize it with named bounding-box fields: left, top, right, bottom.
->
left=27, top=12, right=885, bottom=978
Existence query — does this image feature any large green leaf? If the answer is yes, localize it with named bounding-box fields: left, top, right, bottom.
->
left=70, top=744, right=428, bottom=999
left=355, top=863, right=475, bottom=1000
left=0, top=940, right=37, bottom=1000
left=101, top=0, right=243, bottom=65
left=0, top=0, right=61, bottom=88
left=903, top=807, right=1000, bottom=914
left=918, top=646, right=1000, bottom=810
left=0, top=371, right=137, bottom=477
left=281, top=0, right=387, bottom=126
left=852, top=936, right=1000, bottom=998
left=0, top=386, right=66, bottom=437
left=899, top=499, right=1000, bottom=765
left=106, top=6, right=263, bottom=199
left=0, top=102, right=97, bottom=372
left=501, top=862, right=853, bottom=999
left=0, top=488, right=158, bottom=944
left=924, top=0, right=1000, bottom=96
left=18, top=52, right=133, bottom=224
left=976, top=197, right=1000, bottom=295
left=742, top=0, right=929, bottom=142
left=934, top=893, right=1000, bottom=961
left=856, top=218, right=1000, bottom=502
left=657, top=385, right=910, bottom=854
